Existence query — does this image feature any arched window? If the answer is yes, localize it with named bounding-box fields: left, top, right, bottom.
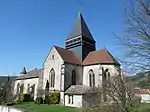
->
left=20, top=84, right=24, bottom=93
left=17, top=83, right=20, bottom=94
left=32, top=84, right=35, bottom=94
left=27, top=84, right=30, bottom=93
left=103, top=69, right=108, bottom=81
left=30, top=84, right=35, bottom=99
left=89, top=69, right=95, bottom=87
left=72, top=70, right=76, bottom=85
left=50, top=68, right=55, bottom=87
left=103, top=69, right=111, bottom=87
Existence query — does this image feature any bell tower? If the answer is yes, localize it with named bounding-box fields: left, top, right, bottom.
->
left=65, top=12, right=96, bottom=61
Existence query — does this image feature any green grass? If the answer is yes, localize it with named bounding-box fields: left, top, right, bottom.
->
left=133, top=103, right=150, bottom=112
left=12, top=102, right=78, bottom=112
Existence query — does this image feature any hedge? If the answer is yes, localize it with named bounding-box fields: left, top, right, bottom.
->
left=49, top=92, right=60, bottom=104
left=35, top=97, right=43, bottom=104
left=19, top=93, right=32, bottom=102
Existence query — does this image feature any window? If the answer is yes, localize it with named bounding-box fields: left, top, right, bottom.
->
left=72, top=95, right=74, bottom=104
left=50, top=68, right=55, bottom=87
left=103, top=69, right=111, bottom=87
left=52, top=55, right=54, bottom=59
left=89, top=69, right=95, bottom=87
left=17, top=83, right=20, bottom=94
left=27, top=84, right=30, bottom=93
left=61, top=64, right=65, bottom=75
left=68, top=95, right=73, bottom=104
left=20, top=84, right=24, bottom=93
left=72, top=70, right=76, bottom=85
left=89, top=74, right=92, bottom=87
left=108, top=72, right=110, bottom=80
left=68, top=95, right=71, bottom=104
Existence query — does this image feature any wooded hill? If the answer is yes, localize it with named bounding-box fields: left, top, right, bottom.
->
left=126, top=71, right=150, bottom=89
left=0, top=76, right=17, bottom=88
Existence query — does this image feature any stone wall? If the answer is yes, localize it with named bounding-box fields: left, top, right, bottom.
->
left=14, top=78, right=39, bottom=100
left=43, top=47, right=64, bottom=91
left=0, top=106, right=26, bottom=112
left=64, top=63, right=82, bottom=90
left=83, top=64, right=120, bottom=87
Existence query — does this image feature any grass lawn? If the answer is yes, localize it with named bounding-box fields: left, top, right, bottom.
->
left=134, top=103, right=150, bottom=112
left=12, top=102, right=78, bottom=112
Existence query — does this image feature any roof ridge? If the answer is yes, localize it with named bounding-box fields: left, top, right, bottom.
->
left=54, top=46, right=82, bottom=65
left=83, top=49, right=120, bottom=66
left=54, top=45, right=73, bottom=52
left=27, top=68, right=38, bottom=74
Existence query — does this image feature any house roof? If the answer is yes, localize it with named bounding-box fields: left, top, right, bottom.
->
left=83, top=49, right=120, bottom=66
left=16, top=68, right=43, bottom=80
left=65, top=85, right=98, bottom=95
left=66, top=12, right=94, bottom=41
left=54, top=46, right=82, bottom=65
left=134, top=89, right=150, bottom=94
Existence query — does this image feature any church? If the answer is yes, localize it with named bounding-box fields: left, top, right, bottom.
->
left=13, top=12, right=121, bottom=108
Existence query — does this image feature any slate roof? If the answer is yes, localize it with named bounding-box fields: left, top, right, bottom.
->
left=65, top=85, right=98, bottom=95
left=67, top=12, right=94, bottom=40
left=54, top=46, right=82, bottom=65
left=20, top=67, right=27, bottom=74
left=16, top=68, right=43, bottom=80
left=83, top=49, right=120, bottom=66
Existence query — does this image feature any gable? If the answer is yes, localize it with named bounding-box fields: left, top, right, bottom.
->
left=54, top=46, right=82, bottom=65
left=43, top=46, right=64, bottom=66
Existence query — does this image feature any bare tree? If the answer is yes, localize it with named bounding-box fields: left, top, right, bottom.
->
left=103, top=75, right=139, bottom=112
left=81, top=72, right=140, bottom=112
left=118, top=0, right=150, bottom=73
left=0, top=76, right=14, bottom=104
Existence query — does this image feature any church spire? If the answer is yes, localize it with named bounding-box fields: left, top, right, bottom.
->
left=67, top=12, right=94, bottom=40
left=20, top=67, right=27, bottom=74
left=65, top=12, right=96, bottom=61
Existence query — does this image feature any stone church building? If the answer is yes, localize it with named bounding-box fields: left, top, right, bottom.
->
left=13, top=12, right=121, bottom=108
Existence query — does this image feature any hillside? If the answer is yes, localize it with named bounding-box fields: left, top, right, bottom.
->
left=126, top=71, right=150, bottom=89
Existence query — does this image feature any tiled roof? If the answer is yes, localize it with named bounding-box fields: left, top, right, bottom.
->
left=134, top=89, right=150, bottom=94
left=83, top=49, right=120, bottom=66
left=54, top=46, right=82, bottom=65
left=16, top=68, right=43, bottom=80
left=67, top=12, right=94, bottom=40
left=65, top=85, right=98, bottom=95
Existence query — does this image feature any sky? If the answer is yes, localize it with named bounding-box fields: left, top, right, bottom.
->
left=0, top=0, right=129, bottom=76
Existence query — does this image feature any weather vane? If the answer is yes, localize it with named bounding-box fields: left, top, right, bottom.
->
left=78, top=0, right=83, bottom=13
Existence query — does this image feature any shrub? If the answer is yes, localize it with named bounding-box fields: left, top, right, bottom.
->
left=19, top=93, right=32, bottom=102
left=44, top=96, right=50, bottom=104
left=35, top=97, right=43, bottom=104
left=49, top=92, right=60, bottom=104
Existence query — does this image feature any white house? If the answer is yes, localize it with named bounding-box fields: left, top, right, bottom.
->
left=135, top=89, right=150, bottom=103
left=13, top=12, right=121, bottom=108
